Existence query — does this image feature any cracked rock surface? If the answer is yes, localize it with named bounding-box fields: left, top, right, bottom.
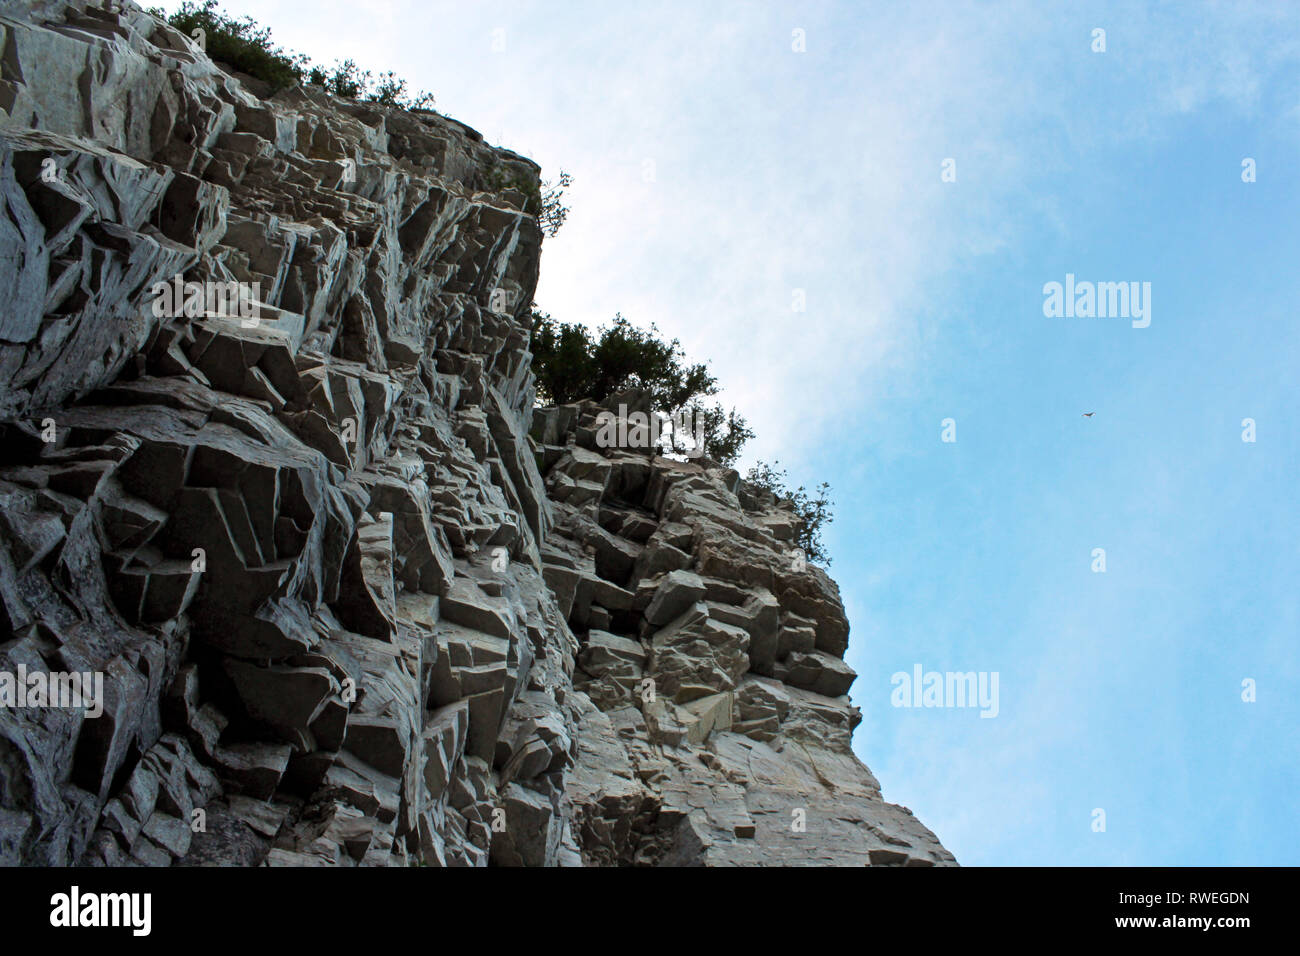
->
left=0, top=0, right=954, bottom=867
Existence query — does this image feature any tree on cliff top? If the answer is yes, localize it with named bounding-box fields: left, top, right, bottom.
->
left=528, top=310, right=753, bottom=466
left=528, top=311, right=834, bottom=561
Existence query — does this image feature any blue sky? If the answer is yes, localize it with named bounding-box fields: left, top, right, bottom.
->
left=165, top=0, right=1300, bottom=865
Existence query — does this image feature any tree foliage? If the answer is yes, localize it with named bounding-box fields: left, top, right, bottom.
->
left=304, top=60, right=435, bottom=109
left=156, top=2, right=435, bottom=108
left=157, top=0, right=306, bottom=90
left=744, top=461, right=834, bottom=565
left=482, top=167, right=570, bottom=237
left=686, top=402, right=754, bottom=468
left=529, top=311, right=752, bottom=466
left=529, top=311, right=706, bottom=408
left=539, top=172, right=572, bottom=237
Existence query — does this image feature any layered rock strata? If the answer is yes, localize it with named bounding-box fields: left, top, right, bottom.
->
left=0, top=0, right=954, bottom=867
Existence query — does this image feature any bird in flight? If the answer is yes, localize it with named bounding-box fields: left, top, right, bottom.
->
left=1082, top=412, right=1094, bottom=417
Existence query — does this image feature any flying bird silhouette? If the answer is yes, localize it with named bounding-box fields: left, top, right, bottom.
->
left=1082, top=412, right=1094, bottom=417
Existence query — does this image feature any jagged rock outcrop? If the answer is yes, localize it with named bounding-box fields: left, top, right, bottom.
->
left=0, top=0, right=954, bottom=866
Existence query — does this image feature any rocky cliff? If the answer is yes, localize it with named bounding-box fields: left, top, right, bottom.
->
left=0, top=0, right=954, bottom=866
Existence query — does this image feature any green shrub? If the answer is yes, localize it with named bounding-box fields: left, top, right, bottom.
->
left=528, top=310, right=751, bottom=466
left=538, top=172, right=572, bottom=237
left=530, top=311, right=713, bottom=409
left=745, top=461, right=834, bottom=565
left=153, top=2, right=435, bottom=108
left=370, top=71, right=436, bottom=110
left=481, top=166, right=570, bottom=236
left=689, top=403, right=754, bottom=468
left=156, top=0, right=306, bottom=90
left=304, top=60, right=435, bottom=110
left=307, top=60, right=365, bottom=99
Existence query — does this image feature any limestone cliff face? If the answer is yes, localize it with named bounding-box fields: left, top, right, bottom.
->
left=0, top=0, right=953, bottom=867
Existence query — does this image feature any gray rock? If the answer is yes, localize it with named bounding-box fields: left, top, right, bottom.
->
left=643, top=569, right=707, bottom=626
left=0, top=0, right=952, bottom=869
